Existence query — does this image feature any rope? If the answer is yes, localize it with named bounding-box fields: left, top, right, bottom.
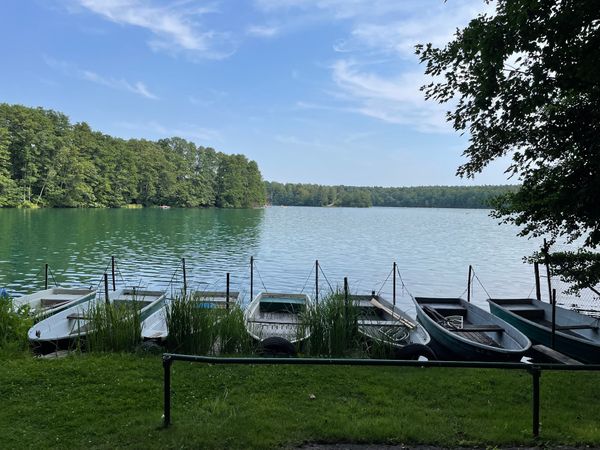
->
left=376, top=266, right=393, bottom=296
left=396, top=265, right=411, bottom=297
left=473, top=271, right=493, bottom=299
left=47, top=265, right=59, bottom=287
left=300, top=263, right=315, bottom=294
left=253, top=262, right=268, bottom=292
left=318, top=264, right=335, bottom=294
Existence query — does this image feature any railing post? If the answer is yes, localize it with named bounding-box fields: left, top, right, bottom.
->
left=111, top=256, right=116, bottom=291
left=104, top=273, right=110, bottom=305
left=534, top=262, right=541, bottom=301
left=226, top=272, right=230, bottom=310
left=315, top=260, right=319, bottom=304
left=393, top=262, right=397, bottom=306
left=467, top=265, right=472, bottom=303
left=250, top=256, right=254, bottom=301
left=182, top=258, right=187, bottom=297
left=163, top=355, right=173, bottom=427
left=45, top=263, right=49, bottom=290
left=530, top=366, right=541, bottom=438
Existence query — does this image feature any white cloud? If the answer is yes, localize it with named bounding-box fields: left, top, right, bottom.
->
left=247, top=25, right=279, bottom=37
left=117, top=120, right=221, bottom=142
left=330, top=59, right=450, bottom=132
left=74, top=0, right=234, bottom=59
left=44, top=56, right=158, bottom=99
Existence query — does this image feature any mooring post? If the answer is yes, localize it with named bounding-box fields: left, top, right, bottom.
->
left=226, top=272, right=230, bottom=310
left=393, top=262, right=397, bottom=307
left=44, top=263, right=48, bottom=290
left=543, top=239, right=552, bottom=304
left=315, top=260, right=319, bottom=304
left=163, top=355, right=173, bottom=427
left=344, top=277, right=349, bottom=301
left=111, top=256, right=116, bottom=291
left=530, top=366, right=541, bottom=438
left=104, top=273, right=109, bottom=304
left=467, top=265, right=472, bottom=303
left=250, top=256, right=254, bottom=301
left=182, top=258, right=187, bottom=297
left=551, top=289, right=557, bottom=349
left=534, top=262, right=541, bottom=301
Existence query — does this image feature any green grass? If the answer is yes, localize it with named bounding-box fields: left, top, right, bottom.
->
left=85, top=300, right=143, bottom=353
left=0, top=296, right=32, bottom=351
left=1, top=351, right=599, bottom=449
left=166, top=297, right=252, bottom=355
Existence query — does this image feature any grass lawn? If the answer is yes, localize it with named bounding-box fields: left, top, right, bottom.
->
left=1, top=351, right=599, bottom=449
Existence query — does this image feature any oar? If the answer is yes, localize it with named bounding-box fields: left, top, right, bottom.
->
left=370, top=297, right=416, bottom=329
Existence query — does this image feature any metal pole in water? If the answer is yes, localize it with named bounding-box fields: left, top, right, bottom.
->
left=344, top=277, right=349, bottom=301
left=250, top=256, right=254, bottom=301
left=111, top=256, right=116, bottom=291
left=104, top=273, right=109, bottom=305
left=534, top=262, right=541, bottom=301
left=315, top=260, right=319, bottom=304
left=552, top=289, right=557, bottom=349
left=163, top=356, right=172, bottom=427
left=226, top=272, right=230, bottom=310
left=531, top=367, right=541, bottom=437
left=182, top=258, right=187, bottom=297
left=467, top=265, right=472, bottom=303
left=393, top=262, right=397, bottom=307
left=543, top=239, right=552, bottom=304
left=44, top=263, right=48, bottom=290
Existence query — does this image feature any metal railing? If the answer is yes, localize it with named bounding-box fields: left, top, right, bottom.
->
left=161, top=353, right=600, bottom=438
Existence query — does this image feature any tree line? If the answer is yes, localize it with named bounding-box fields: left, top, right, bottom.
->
left=0, top=103, right=266, bottom=208
left=265, top=182, right=519, bottom=209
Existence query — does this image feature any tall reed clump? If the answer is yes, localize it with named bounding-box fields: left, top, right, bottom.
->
left=0, top=294, right=32, bottom=352
left=166, top=296, right=253, bottom=356
left=299, top=291, right=360, bottom=357
left=85, top=300, right=142, bottom=353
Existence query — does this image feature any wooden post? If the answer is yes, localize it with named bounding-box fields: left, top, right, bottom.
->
left=250, top=256, right=254, bottom=301
left=111, top=256, right=116, bottom=291
left=551, top=288, right=557, bottom=349
left=393, top=262, right=397, bottom=307
left=315, top=260, right=319, bottom=304
left=467, top=265, right=472, bottom=303
left=104, top=273, right=109, bottom=305
left=543, top=239, right=552, bottom=304
left=226, top=272, right=230, bottom=310
left=344, top=277, right=349, bottom=301
left=182, top=258, right=187, bottom=297
left=534, top=262, right=541, bottom=301
left=44, top=263, right=48, bottom=290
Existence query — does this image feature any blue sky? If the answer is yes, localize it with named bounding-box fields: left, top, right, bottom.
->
left=0, top=0, right=509, bottom=186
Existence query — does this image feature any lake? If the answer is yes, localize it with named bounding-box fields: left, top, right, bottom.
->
left=0, top=207, right=556, bottom=311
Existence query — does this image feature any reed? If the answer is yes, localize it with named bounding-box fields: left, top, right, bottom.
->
left=299, top=291, right=360, bottom=357
left=0, top=295, right=32, bottom=351
left=85, top=300, right=142, bottom=353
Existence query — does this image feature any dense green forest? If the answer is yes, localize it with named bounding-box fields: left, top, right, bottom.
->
left=265, top=182, right=519, bottom=208
left=0, top=104, right=266, bottom=208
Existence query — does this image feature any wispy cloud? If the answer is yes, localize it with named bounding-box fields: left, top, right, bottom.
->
left=247, top=25, right=279, bottom=37
left=116, top=120, right=221, bottom=143
left=44, top=56, right=158, bottom=99
left=329, top=59, right=450, bottom=132
left=73, top=0, right=235, bottom=59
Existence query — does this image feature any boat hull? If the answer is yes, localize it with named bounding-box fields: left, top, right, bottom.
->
left=414, top=297, right=531, bottom=362
left=488, top=301, right=600, bottom=364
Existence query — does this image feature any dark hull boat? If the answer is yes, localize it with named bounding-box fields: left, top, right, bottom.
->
left=413, top=297, right=531, bottom=361
left=488, top=298, right=600, bottom=364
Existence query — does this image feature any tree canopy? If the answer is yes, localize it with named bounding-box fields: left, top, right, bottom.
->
left=0, top=104, right=266, bottom=208
left=417, top=0, right=600, bottom=289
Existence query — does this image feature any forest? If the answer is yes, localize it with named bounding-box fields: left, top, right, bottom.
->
left=0, top=104, right=266, bottom=208
left=265, top=182, right=519, bottom=209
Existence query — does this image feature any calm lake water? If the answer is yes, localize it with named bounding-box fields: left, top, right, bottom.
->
left=0, top=207, right=555, bottom=313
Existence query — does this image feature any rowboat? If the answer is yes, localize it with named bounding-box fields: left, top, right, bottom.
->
left=244, top=292, right=311, bottom=353
left=29, top=288, right=166, bottom=344
left=13, top=287, right=96, bottom=317
left=352, top=294, right=432, bottom=357
left=488, top=298, right=600, bottom=363
left=413, top=296, right=531, bottom=361
left=142, top=290, right=240, bottom=340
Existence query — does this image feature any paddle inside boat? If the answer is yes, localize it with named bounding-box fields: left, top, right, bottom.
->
left=13, top=287, right=96, bottom=318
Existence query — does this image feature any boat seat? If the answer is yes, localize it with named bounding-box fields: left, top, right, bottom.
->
left=40, top=299, right=70, bottom=307
left=66, top=314, right=90, bottom=320
left=507, top=305, right=545, bottom=320
left=453, top=325, right=504, bottom=332
left=422, top=303, right=467, bottom=316
left=358, top=319, right=409, bottom=327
